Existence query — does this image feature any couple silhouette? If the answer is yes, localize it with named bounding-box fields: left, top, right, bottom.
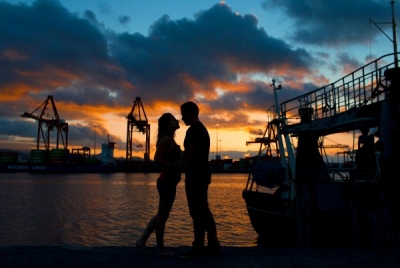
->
left=135, top=101, right=220, bottom=258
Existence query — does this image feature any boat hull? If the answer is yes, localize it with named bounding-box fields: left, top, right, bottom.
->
left=242, top=190, right=297, bottom=245
left=243, top=182, right=375, bottom=246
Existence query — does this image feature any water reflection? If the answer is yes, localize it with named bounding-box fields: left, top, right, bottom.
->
left=0, top=173, right=257, bottom=247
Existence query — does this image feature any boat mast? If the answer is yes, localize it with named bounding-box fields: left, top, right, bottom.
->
left=272, top=80, right=286, bottom=170
left=272, top=80, right=296, bottom=198
left=391, top=0, right=398, bottom=67
left=370, top=1, right=398, bottom=67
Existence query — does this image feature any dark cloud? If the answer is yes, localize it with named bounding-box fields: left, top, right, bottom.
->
left=0, top=1, right=327, bottom=154
left=119, top=15, right=131, bottom=25
left=1, top=0, right=315, bottom=109
left=98, top=1, right=111, bottom=15
left=336, top=52, right=363, bottom=73
left=248, top=128, right=264, bottom=136
left=0, top=0, right=125, bottom=97
left=83, top=10, right=98, bottom=24
left=0, top=118, right=36, bottom=137
left=110, top=3, right=314, bottom=105
left=262, top=0, right=396, bottom=46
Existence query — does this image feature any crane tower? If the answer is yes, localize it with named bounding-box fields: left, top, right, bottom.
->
left=21, top=95, right=68, bottom=151
left=126, top=97, right=150, bottom=164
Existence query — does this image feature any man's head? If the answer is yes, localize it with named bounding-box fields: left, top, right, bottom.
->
left=180, top=101, right=199, bottom=126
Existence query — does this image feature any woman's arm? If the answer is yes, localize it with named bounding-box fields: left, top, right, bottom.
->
left=154, top=137, right=172, bottom=167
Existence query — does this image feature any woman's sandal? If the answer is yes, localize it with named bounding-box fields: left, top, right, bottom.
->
left=135, top=241, right=150, bottom=254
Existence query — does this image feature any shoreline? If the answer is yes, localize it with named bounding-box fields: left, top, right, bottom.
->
left=1, top=245, right=399, bottom=268
left=0, top=167, right=250, bottom=174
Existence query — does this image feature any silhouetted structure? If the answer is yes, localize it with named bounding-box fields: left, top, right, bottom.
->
left=21, top=95, right=68, bottom=151
left=126, top=97, right=150, bottom=164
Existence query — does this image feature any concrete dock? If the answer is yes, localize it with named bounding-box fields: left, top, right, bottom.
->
left=1, top=245, right=399, bottom=267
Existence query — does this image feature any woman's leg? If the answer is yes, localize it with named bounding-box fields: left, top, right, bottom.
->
left=155, top=181, right=177, bottom=251
left=136, top=215, right=157, bottom=253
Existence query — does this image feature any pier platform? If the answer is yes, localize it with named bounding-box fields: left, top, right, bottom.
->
left=1, top=245, right=399, bottom=267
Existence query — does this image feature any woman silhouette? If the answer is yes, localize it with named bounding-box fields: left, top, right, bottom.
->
left=136, top=113, right=182, bottom=256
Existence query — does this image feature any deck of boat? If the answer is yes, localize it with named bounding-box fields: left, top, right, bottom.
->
left=280, top=53, right=398, bottom=136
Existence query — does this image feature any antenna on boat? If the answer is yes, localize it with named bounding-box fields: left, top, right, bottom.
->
left=271, top=79, right=282, bottom=118
left=370, top=0, right=398, bottom=67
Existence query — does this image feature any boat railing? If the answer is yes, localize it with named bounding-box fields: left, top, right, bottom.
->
left=280, top=52, right=400, bottom=123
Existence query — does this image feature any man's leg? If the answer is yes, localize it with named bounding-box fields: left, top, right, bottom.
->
left=203, top=189, right=219, bottom=253
left=180, top=181, right=208, bottom=258
left=186, top=181, right=206, bottom=248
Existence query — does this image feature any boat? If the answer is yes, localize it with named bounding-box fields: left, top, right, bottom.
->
left=243, top=1, right=400, bottom=247
left=242, top=80, right=298, bottom=245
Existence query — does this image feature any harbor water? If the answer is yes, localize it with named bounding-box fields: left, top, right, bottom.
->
left=0, top=172, right=258, bottom=248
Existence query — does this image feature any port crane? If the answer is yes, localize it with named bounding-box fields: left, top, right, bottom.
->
left=21, top=95, right=68, bottom=151
left=126, top=97, right=150, bottom=164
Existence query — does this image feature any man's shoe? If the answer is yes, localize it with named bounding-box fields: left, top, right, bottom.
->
left=178, top=247, right=206, bottom=259
left=206, top=241, right=220, bottom=254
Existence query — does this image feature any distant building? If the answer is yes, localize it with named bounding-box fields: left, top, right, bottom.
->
left=101, top=140, right=115, bottom=163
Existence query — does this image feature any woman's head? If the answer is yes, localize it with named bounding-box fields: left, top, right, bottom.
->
left=157, top=113, right=179, bottom=142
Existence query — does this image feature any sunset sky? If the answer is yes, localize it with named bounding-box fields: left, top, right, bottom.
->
left=0, top=0, right=397, bottom=161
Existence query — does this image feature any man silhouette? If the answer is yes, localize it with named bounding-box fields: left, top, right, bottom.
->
left=179, top=101, right=220, bottom=258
